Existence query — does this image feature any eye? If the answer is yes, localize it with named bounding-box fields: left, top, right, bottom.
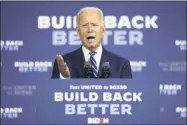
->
left=92, top=23, right=98, bottom=26
left=82, top=24, right=88, bottom=27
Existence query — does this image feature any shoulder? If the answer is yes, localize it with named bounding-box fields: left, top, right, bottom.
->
left=62, top=47, right=82, bottom=60
left=103, top=48, right=132, bottom=78
left=104, top=48, right=130, bottom=63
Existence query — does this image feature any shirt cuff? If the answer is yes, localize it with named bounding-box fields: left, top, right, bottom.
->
left=60, top=73, right=70, bottom=79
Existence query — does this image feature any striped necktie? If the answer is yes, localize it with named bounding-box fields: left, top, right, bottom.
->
left=89, top=51, right=97, bottom=78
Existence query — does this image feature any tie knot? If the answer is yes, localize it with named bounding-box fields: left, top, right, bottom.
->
left=89, top=51, right=96, bottom=57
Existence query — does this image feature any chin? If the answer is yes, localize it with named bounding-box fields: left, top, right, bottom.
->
left=86, top=44, right=97, bottom=50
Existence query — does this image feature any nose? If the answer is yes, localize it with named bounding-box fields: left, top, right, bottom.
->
left=88, top=24, right=93, bottom=33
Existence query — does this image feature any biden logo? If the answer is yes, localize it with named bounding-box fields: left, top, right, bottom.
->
left=88, top=117, right=109, bottom=124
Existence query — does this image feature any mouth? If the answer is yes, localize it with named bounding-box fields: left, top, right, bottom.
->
left=87, top=36, right=95, bottom=40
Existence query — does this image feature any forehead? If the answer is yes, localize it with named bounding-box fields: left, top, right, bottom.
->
left=79, top=10, right=101, bottom=22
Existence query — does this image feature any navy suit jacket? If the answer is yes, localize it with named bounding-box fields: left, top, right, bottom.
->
left=51, top=46, right=132, bottom=78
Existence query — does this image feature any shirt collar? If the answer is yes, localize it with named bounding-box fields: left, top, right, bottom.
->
left=82, top=44, right=102, bottom=56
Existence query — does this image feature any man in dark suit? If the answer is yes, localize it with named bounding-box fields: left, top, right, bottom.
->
left=51, top=7, right=132, bottom=79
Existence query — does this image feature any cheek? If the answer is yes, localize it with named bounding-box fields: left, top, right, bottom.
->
left=79, top=32, right=86, bottom=39
left=97, top=32, right=103, bottom=39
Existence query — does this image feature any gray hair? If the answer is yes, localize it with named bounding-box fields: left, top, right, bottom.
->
left=76, top=7, right=104, bottom=27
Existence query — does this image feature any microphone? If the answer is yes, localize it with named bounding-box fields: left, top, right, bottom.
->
left=84, top=61, right=93, bottom=78
left=101, top=62, right=111, bottom=78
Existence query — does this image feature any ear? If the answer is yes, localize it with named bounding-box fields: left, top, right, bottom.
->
left=76, top=27, right=80, bottom=37
left=102, top=24, right=106, bottom=36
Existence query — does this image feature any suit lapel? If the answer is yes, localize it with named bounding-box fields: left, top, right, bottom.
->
left=98, top=48, right=109, bottom=77
left=74, top=46, right=85, bottom=78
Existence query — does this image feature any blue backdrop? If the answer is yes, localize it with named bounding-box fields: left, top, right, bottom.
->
left=1, top=1, right=186, bottom=124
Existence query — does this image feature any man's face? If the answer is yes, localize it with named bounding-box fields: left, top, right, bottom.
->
left=76, top=10, right=105, bottom=50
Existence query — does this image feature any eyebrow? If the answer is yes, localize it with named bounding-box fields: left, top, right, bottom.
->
left=80, top=22, right=99, bottom=25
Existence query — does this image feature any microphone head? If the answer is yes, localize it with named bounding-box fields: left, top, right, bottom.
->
left=84, top=61, right=93, bottom=78
left=84, top=61, right=92, bottom=68
left=101, top=62, right=111, bottom=78
left=102, top=62, right=110, bottom=69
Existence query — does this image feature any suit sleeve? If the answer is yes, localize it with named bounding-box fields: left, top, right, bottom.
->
left=120, top=60, right=132, bottom=78
left=51, top=59, right=60, bottom=79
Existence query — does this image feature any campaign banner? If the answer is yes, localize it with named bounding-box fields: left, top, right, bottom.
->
left=1, top=79, right=185, bottom=124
